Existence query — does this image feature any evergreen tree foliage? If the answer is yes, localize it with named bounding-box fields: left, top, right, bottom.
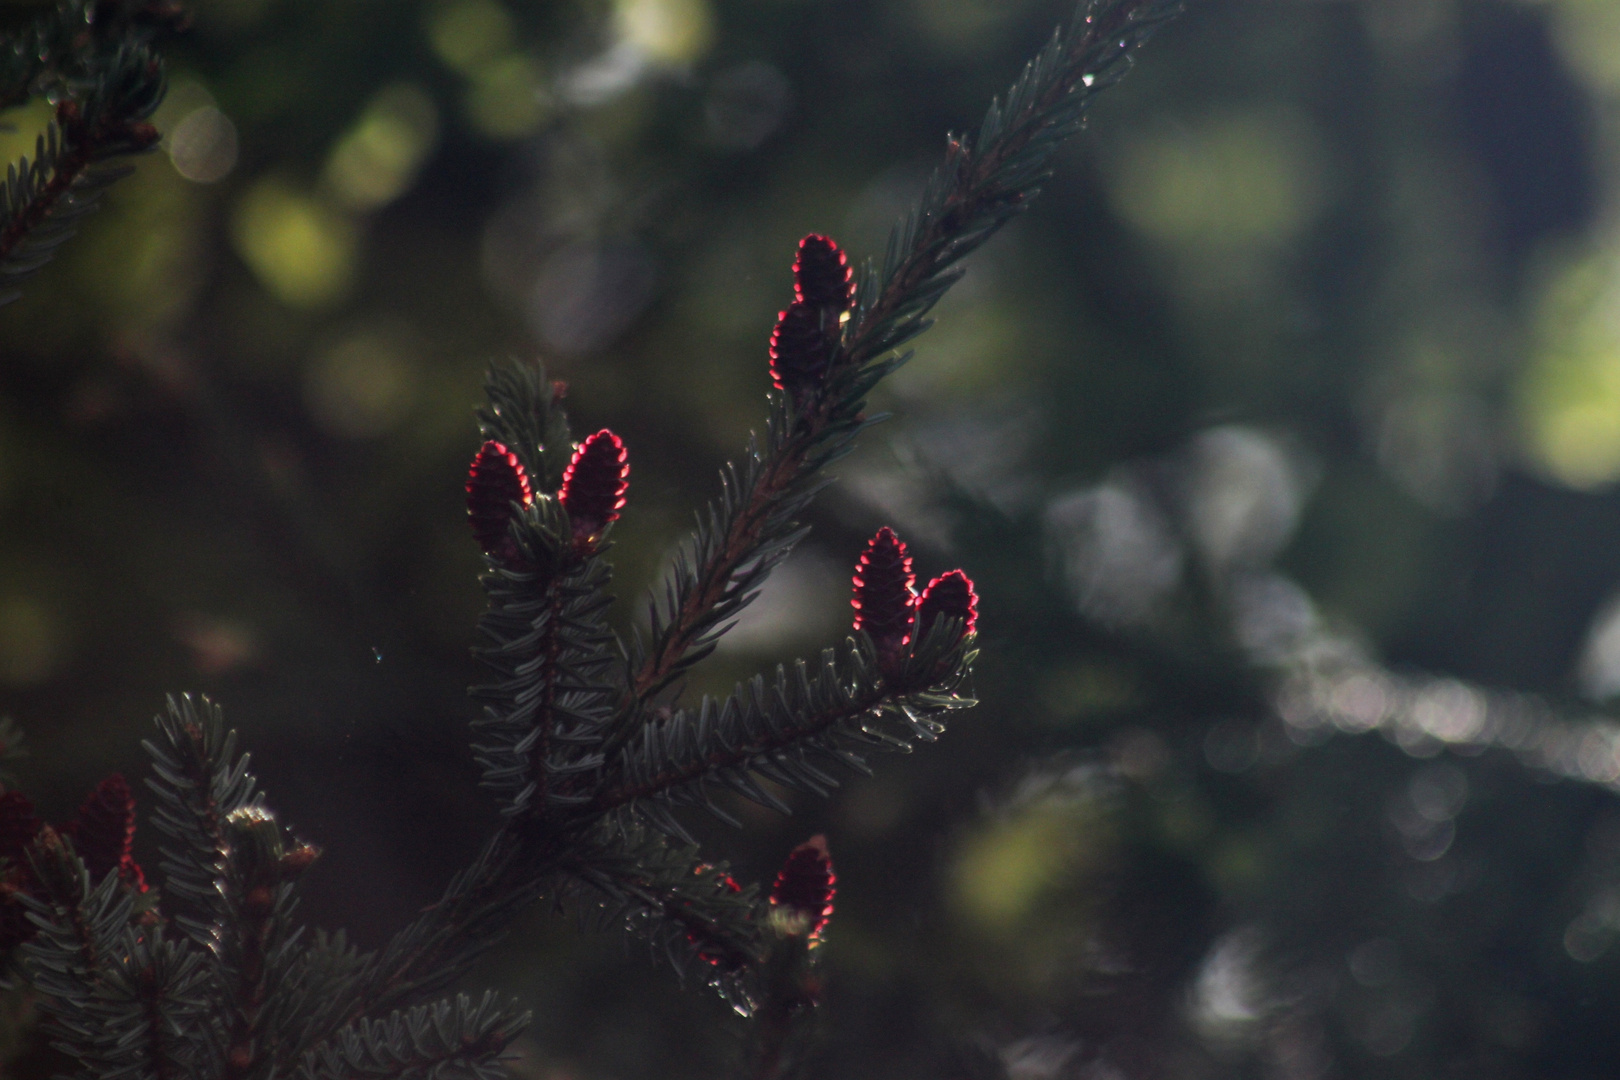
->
left=0, top=1, right=1179, bottom=1076
left=0, top=1, right=179, bottom=304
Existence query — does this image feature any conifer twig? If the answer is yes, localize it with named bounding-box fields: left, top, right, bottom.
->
left=0, top=1, right=179, bottom=304
left=597, top=630, right=976, bottom=820
left=297, top=992, right=528, bottom=1080
left=623, top=0, right=1180, bottom=720
left=0, top=2, right=1184, bottom=1072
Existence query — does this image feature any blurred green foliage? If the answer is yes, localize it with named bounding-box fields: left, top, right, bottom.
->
left=6, top=0, right=1620, bottom=1076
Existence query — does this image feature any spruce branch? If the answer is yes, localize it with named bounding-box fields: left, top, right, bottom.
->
left=142, top=694, right=262, bottom=946
left=290, top=832, right=543, bottom=1064
left=19, top=833, right=212, bottom=1080
left=0, top=2, right=1186, bottom=1072
left=297, top=992, right=529, bottom=1080
left=622, top=0, right=1176, bottom=726
left=470, top=543, right=617, bottom=818
left=470, top=363, right=620, bottom=820
left=559, top=822, right=763, bottom=999
left=0, top=1, right=183, bottom=112
left=845, top=0, right=1181, bottom=368
left=143, top=697, right=310, bottom=1078
left=217, top=809, right=303, bottom=1080
left=597, top=629, right=978, bottom=829
left=272, top=928, right=364, bottom=1061
left=474, top=362, right=573, bottom=493
left=0, top=1, right=179, bottom=304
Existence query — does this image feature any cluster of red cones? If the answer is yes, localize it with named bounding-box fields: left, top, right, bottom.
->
left=0, top=775, right=147, bottom=949
left=770, top=234, right=855, bottom=402
left=851, top=526, right=978, bottom=671
left=467, top=429, right=631, bottom=560
left=459, top=231, right=967, bottom=980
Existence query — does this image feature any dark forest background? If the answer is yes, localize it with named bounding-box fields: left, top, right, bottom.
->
left=4, top=0, right=1620, bottom=1076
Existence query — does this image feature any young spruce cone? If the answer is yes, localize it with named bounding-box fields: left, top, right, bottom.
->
left=793, top=233, right=854, bottom=312
left=560, top=429, right=629, bottom=542
left=769, top=301, right=834, bottom=397
left=467, top=440, right=534, bottom=562
left=770, top=835, right=836, bottom=940
left=63, top=774, right=145, bottom=890
left=852, top=526, right=916, bottom=666
left=0, top=791, right=40, bottom=866
left=916, top=569, right=978, bottom=645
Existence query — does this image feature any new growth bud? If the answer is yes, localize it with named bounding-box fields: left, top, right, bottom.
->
left=770, top=835, right=836, bottom=941
left=852, top=526, right=916, bottom=665
left=224, top=806, right=285, bottom=913
left=278, top=842, right=322, bottom=882
left=560, top=429, right=630, bottom=543
left=916, top=570, right=978, bottom=644
left=467, top=440, right=534, bottom=563
left=793, top=234, right=855, bottom=311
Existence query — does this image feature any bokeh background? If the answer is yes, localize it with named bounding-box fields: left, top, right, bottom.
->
left=4, top=0, right=1620, bottom=1076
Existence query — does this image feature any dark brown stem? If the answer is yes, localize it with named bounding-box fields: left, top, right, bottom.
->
left=222, top=894, right=271, bottom=1079
left=748, top=1007, right=793, bottom=1080
left=742, top=934, right=818, bottom=1080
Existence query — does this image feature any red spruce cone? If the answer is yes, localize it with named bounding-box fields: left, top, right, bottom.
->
left=769, top=302, right=833, bottom=394
left=794, top=234, right=854, bottom=311
left=560, top=429, right=629, bottom=541
left=0, top=792, right=40, bottom=867
left=852, top=527, right=916, bottom=660
left=0, top=793, right=41, bottom=950
left=467, top=441, right=534, bottom=561
left=770, top=835, right=836, bottom=940
left=64, top=774, right=145, bottom=890
left=916, top=570, right=979, bottom=644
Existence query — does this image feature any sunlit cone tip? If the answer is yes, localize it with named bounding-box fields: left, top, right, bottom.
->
left=917, top=569, right=978, bottom=640
left=794, top=233, right=854, bottom=310
left=560, top=429, right=630, bottom=539
left=467, top=440, right=534, bottom=558
left=770, top=834, right=836, bottom=939
left=852, top=526, right=916, bottom=646
left=67, top=774, right=137, bottom=883
left=769, top=302, right=833, bottom=392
